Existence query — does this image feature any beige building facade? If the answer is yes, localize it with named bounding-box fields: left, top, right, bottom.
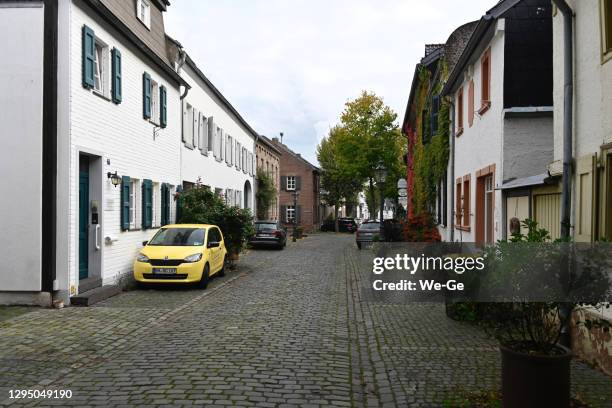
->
left=256, top=136, right=282, bottom=221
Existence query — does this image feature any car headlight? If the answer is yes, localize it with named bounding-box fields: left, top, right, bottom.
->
left=184, top=253, right=203, bottom=263
left=136, top=253, right=150, bottom=263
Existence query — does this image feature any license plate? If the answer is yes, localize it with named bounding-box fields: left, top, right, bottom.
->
left=258, top=233, right=273, bottom=237
left=152, top=268, right=177, bottom=274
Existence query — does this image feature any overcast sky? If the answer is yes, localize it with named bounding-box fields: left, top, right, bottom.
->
left=165, top=0, right=494, bottom=165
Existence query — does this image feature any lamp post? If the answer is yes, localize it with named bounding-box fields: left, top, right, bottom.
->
left=374, top=162, right=387, bottom=236
left=292, top=190, right=300, bottom=242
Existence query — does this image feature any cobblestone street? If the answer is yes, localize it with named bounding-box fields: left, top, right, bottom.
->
left=1, top=234, right=611, bottom=407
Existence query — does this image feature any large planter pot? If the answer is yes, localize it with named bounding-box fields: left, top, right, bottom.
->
left=500, top=344, right=572, bottom=408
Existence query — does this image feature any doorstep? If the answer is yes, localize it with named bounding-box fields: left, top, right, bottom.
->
left=70, top=285, right=122, bottom=306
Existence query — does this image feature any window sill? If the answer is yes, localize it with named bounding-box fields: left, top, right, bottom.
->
left=478, top=101, right=491, bottom=115
left=92, top=90, right=111, bottom=102
left=183, top=142, right=194, bottom=150
left=456, top=127, right=464, bottom=137
left=456, top=225, right=471, bottom=232
left=149, top=119, right=160, bottom=127
left=602, top=50, right=612, bottom=65
left=128, top=228, right=142, bottom=232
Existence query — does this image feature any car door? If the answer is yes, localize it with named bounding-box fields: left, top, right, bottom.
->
left=207, top=228, right=219, bottom=271
left=215, top=227, right=226, bottom=268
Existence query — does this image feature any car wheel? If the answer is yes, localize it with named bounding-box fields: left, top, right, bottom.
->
left=357, top=242, right=362, bottom=250
left=198, top=263, right=210, bottom=289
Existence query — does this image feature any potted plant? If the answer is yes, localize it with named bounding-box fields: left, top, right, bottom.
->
left=478, top=220, right=611, bottom=408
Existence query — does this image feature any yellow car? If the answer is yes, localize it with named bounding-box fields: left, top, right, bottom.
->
left=133, top=224, right=227, bottom=288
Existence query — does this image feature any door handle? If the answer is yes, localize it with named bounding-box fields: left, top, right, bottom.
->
left=95, top=224, right=101, bottom=250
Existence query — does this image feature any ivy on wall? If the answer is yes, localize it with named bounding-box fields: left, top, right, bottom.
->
left=411, top=60, right=451, bottom=216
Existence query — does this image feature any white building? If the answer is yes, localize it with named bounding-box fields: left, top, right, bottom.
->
left=0, top=0, right=260, bottom=306
left=167, top=45, right=257, bottom=210
left=441, top=0, right=554, bottom=244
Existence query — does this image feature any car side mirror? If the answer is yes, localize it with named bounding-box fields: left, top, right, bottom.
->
left=142, top=241, right=148, bottom=246
left=207, top=241, right=220, bottom=248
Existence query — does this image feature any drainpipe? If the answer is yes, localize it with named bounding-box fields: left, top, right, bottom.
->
left=552, top=0, right=574, bottom=240
left=254, top=134, right=260, bottom=218
left=552, top=0, right=574, bottom=349
left=177, top=49, right=189, bottom=100
left=447, top=99, right=456, bottom=242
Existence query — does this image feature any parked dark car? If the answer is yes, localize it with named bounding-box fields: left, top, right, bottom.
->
left=248, top=221, right=287, bottom=249
left=355, top=221, right=381, bottom=249
left=320, top=218, right=358, bottom=233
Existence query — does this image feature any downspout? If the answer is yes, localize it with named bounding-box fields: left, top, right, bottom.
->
left=176, top=48, right=188, bottom=187
left=177, top=49, right=188, bottom=100
left=254, top=134, right=260, bottom=219
left=552, top=0, right=574, bottom=240
left=552, top=0, right=574, bottom=349
left=447, top=98, right=456, bottom=242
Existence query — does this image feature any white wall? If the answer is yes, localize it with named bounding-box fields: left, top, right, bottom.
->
left=180, top=64, right=256, bottom=206
left=453, top=22, right=505, bottom=243
left=65, top=3, right=182, bottom=296
left=552, top=0, right=612, bottom=162
left=0, top=3, right=44, bottom=291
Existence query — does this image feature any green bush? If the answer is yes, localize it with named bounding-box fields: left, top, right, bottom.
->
left=178, top=187, right=254, bottom=255
left=256, top=172, right=276, bottom=220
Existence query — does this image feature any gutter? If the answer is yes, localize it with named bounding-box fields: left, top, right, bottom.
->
left=551, top=0, right=574, bottom=240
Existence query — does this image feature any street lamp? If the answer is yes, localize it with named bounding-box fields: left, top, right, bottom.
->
left=292, top=190, right=300, bottom=242
left=374, top=162, right=388, bottom=236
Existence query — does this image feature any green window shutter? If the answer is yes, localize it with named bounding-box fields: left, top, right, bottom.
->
left=143, top=72, right=152, bottom=119
left=296, top=205, right=302, bottom=224
left=142, top=179, right=153, bottom=229
left=111, top=48, right=122, bottom=103
left=295, top=176, right=302, bottom=191
left=160, top=183, right=170, bottom=226
left=120, top=176, right=131, bottom=231
left=281, top=176, right=287, bottom=191
left=82, top=25, right=95, bottom=89
left=160, top=86, right=167, bottom=128
left=175, top=185, right=183, bottom=223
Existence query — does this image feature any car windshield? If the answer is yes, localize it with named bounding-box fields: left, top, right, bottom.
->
left=360, top=223, right=380, bottom=230
left=148, top=228, right=206, bottom=246
left=255, top=223, right=277, bottom=231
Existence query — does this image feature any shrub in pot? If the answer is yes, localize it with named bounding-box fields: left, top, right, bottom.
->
left=178, top=186, right=254, bottom=262
left=479, top=220, right=611, bottom=408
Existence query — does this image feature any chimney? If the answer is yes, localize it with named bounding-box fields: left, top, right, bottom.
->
left=272, top=137, right=279, bottom=143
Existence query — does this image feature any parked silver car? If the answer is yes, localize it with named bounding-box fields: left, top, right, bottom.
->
left=355, top=221, right=381, bottom=249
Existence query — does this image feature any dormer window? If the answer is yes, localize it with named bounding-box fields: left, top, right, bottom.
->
left=137, top=0, right=151, bottom=29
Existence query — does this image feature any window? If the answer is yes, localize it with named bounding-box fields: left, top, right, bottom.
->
left=463, top=177, right=470, bottom=228
left=286, top=205, right=296, bottom=223
left=92, top=38, right=109, bottom=97
left=602, top=0, right=612, bottom=61
left=152, top=183, right=159, bottom=227
left=455, top=179, right=462, bottom=226
left=236, top=142, right=241, bottom=170
left=183, top=104, right=194, bottom=147
left=150, top=80, right=159, bottom=125
left=479, top=48, right=491, bottom=114
left=457, top=87, right=464, bottom=135
left=431, top=95, right=440, bottom=136
left=136, top=0, right=151, bottom=29
left=129, top=179, right=141, bottom=230
left=226, top=134, right=232, bottom=165
left=468, top=79, right=475, bottom=127
left=421, top=109, right=430, bottom=144
left=287, top=176, right=296, bottom=191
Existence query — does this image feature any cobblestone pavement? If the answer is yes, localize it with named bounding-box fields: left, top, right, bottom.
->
left=1, top=234, right=611, bottom=407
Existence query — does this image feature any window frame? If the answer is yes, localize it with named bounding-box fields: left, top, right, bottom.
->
left=286, top=205, right=296, bottom=223
left=92, top=37, right=109, bottom=98
left=136, top=0, right=151, bottom=30
left=479, top=48, right=492, bottom=115
left=129, top=179, right=141, bottom=230
left=457, top=86, right=464, bottom=136
left=150, top=79, right=160, bottom=126
left=286, top=176, right=296, bottom=191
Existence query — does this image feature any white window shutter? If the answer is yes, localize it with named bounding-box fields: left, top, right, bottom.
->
left=182, top=103, right=188, bottom=143
left=200, top=115, right=208, bottom=154
left=192, top=108, right=199, bottom=147
left=207, top=117, right=214, bottom=153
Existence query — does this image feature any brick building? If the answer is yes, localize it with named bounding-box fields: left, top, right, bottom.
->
left=256, top=135, right=282, bottom=220
left=272, top=138, right=321, bottom=232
